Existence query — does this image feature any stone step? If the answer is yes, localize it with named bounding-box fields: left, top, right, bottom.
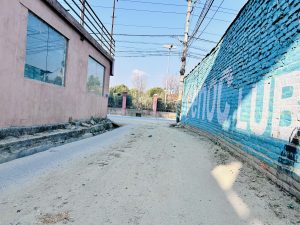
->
left=0, top=123, right=69, bottom=139
left=0, top=119, right=114, bottom=164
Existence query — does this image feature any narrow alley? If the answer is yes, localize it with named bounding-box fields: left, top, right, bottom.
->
left=0, top=117, right=299, bottom=225
left=1, top=0, right=300, bottom=224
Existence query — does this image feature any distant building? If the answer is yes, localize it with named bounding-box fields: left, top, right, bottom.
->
left=0, top=0, right=115, bottom=128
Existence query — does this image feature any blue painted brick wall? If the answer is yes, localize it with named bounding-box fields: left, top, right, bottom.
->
left=182, top=0, right=300, bottom=183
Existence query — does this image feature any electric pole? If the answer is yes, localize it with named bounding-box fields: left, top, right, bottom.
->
left=177, top=0, right=193, bottom=122
left=110, top=0, right=117, bottom=54
left=80, top=0, right=86, bottom=26
left=163, top=44, right=176, bottom=110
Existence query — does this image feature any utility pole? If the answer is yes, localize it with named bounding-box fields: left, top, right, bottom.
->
left=165, top=49, right=170, bottom=110
left=110, top=0, right=117, bottom=54
left=177, top=0, right=193, bottom=122
left=163, top=44, right=176, bottom=111
left=179, top=0, right=193, bottom=97
left=80, top=0, right=86, bottom=26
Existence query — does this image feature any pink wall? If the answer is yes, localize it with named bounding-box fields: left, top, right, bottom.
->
left=0, top=0, right=112, bottom=128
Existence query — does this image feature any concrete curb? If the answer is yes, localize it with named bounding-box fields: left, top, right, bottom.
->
left=184, top=125, right=300, bottom=200
left=0, top=119, right=114, bottom=164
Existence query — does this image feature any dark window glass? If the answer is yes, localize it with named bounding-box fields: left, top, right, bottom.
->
left=87, top=57, right=105, bottom=95
left=24, top=12, right=67, bottom=86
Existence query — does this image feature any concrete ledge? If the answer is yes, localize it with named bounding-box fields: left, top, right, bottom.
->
left=185, top=125, right=300, bottom=200
left=0, top=123, right=68, bottom=139
left=0, top=118, right=115, bottom=164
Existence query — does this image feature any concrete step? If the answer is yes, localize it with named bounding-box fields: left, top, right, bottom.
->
left=0, top=119, right=114, bottom=164
left=0, top=123, right=68, bottom=139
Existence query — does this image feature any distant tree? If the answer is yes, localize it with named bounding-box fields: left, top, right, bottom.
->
left=109, top=84, right=129, bottom=95
left=147, top=87, right=164, bottom=98
left=131, top=70, right=147, bottom=111
left=132, top=70, right=147, bottom=93
left=128, top=88, right=139, bottom=109
left=163, top=75, right=179, bottom=97
left=109, top=84, right=133, bottom=108
left=128, top=88, right=139, bottom=98
left=162, top=75, right=180, bottom=112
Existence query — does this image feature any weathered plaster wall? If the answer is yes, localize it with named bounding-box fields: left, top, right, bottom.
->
left=182, top=0, right=300, bottom=192
left=0, top=0, right=112, bottom=128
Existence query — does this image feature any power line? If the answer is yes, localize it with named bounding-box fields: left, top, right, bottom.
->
left=189, top=0, right=215, bottom=44
left=109, top=30, right=222, bottom=36
left=195, top=0, right=226, bottom=42
left=116, top=38, right=217, bottom=45
left=62, top=0, right=235, bottom=14
left=115, top=54, right=203, bottom=60
left=115, top=50, right=209, bottom=59
left=103, top=22, right=183, bottom=30
left=101, top=23, right=222, bottom=37
left=116, top=45, right=158, bottom=49
left=114, top=51, right=208, bottom=56
left=100, top=0, right=238, bottom=13
left=189, top=46, right=209, bottom=52
left=115, top=52, right=178, bottom=56
left=116, top=46, right=206, bottom=54
left=116, top=45, right=209, bottom=53
left=115, top=55, right=181, bottom=58
left=91, top=5, right=232, bottom=22
left=115, top=50, right=205, bottom=55
left=113, top=34, right=183, bottom=37
left=112, top=33, right=221, bottom=37
left=116, top=40, right=175, bottom=45
left=115, top=46, right=170, bottom=51
left=116, top=50, right=181, bottom=52
left=93, top=5, right=186, bottom=15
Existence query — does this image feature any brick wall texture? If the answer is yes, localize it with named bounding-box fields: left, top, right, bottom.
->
left=182, top=0, right=300, bottom=193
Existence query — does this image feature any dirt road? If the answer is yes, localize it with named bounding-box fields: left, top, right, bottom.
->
left=0, top=116, right=299, bottom=225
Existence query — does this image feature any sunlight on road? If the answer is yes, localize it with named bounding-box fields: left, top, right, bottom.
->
left=226, top=190, right=250, bottom=219
left=211, top=161, right=263, bottom=225
left=211, top=161, right=242, bottom=191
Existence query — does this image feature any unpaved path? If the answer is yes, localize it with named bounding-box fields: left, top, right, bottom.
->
left=0, top=116, right=299, bottom=225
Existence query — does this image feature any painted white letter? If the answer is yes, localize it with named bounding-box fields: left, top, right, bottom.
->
left=272, top=71, right=300, bottom=141
left=191, top=92, right=198, bottom=119
left=236, top=88, right=247, bottom=130
left=217, top=79, right=231, bottom=125
left=197, top=86, right=207, bottom=120
left=207, top=84, right=217, bottom=122
left=249, top=80, right=271, bottom=135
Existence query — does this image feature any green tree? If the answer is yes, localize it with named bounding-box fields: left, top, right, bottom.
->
left=147, top=87, right=164, bottom=98
left=128, top=88, right=139, bottom=98
left=109, top=84, right=133, bottom=108
left=129, top=88, right=142, bottom=110
left=109, top=84, right=129, bottom=95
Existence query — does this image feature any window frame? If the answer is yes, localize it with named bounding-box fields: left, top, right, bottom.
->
left=86, top=56, right=106, bottom=96
left=24, top=11, right=69, bottom=87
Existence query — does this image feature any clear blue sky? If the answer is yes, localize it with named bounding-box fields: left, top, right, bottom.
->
left=64, top=0, right=249, bottom=89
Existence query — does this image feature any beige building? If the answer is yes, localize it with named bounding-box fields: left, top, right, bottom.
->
left=0, top=0, right=115, bottom=128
